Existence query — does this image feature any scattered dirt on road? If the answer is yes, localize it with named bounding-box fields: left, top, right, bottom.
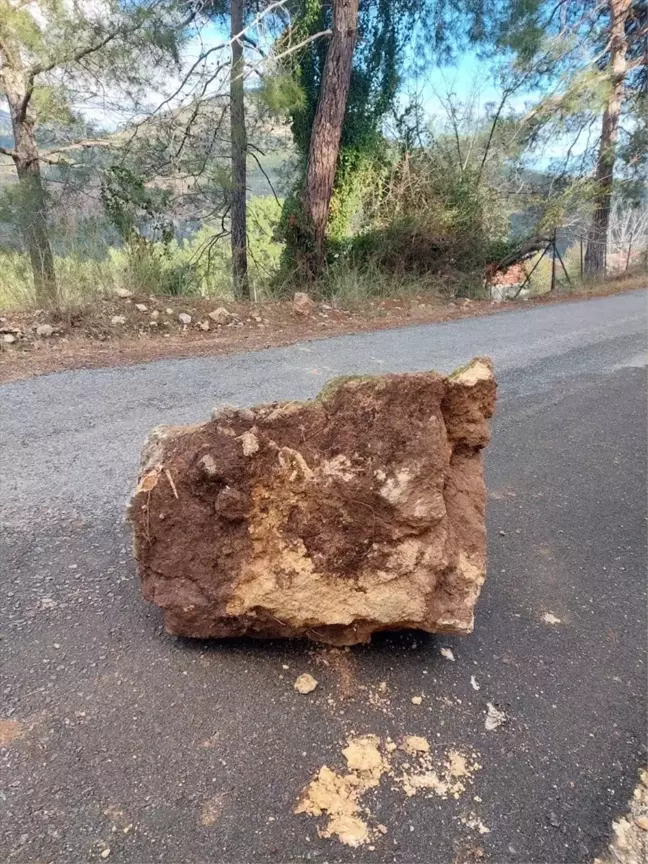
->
left=296, top=734, right=483, bottom=847
left=0, top=719, right=24, bottom=745
left=296, top=734, right=389, bottom=847
left=0, top=275, right=642, bottom=384
left=199, top=794, right=225, bottom=827
left=595, top=768, right=648, bottom=864
left=312, top=647, right=358, bottom=699
left=399, top=746, right=481, bottom=800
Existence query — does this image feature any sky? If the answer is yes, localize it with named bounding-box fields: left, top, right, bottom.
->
left=416, top=50, right=594, bottom=168
left=0, top=3, right=589, bottom=171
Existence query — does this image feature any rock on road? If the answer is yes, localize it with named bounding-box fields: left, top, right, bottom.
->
left=1, top=290, right=646, bottom=863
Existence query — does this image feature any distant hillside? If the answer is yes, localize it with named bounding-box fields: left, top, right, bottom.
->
left=0, top=109, right=13, bottom=151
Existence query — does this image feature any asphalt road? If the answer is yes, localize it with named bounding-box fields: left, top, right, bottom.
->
left=1, top=290, right=647, bottom=864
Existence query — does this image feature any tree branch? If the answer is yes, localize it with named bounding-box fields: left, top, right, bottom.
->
left=29, top=28, right=125, bottom=81
left=41, top=138, right=114, bottom=156
left=247, top=144, right=280, bottom=205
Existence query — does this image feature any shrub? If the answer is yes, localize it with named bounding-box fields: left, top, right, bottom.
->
left=347, top=149, right=514, bottom=281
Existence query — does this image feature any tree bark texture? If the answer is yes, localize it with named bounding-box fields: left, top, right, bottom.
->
left=230, top=0, right=249, bottom=299
left=301, top=0, right=359, bottom=275
left=584, top=0, right=632, bottom=277
left=3, top=70, right=58, bottom=305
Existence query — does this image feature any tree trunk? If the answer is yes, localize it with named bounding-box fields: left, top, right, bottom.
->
left=4, top=76, right=58, bottom=306
left=301, top=0, right=359, bottom=277
left=230, top=0, right=249, bottom=300
left=584, top=0, right=632, bottom=278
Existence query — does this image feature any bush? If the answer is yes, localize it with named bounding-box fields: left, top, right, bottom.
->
left=0, top=196, right=285, bottom=309
left=346, top=149, right=513, bottom=282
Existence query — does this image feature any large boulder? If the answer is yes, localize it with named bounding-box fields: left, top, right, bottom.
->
left=127, top=358, right=496, bottom=645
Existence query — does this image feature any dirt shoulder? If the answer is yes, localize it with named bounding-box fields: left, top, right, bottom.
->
left=0, top=275, right=644, bottom=385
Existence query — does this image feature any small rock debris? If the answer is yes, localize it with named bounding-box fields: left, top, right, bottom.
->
left=294, top=673, right=318, bottom=694
left=485, top=702, right=507, bottom=731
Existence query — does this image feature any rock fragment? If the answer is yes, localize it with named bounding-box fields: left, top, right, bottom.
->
left=294, top=673, right=318, bottom=694
left=293, top=291, right=315, bottom=316
left=208, top=307, right=233, bottom=325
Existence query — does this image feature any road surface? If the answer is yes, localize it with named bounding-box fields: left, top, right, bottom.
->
left=1, top=290, right=647, bottom=863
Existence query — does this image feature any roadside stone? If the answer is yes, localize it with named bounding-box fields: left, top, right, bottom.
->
left=135, top=303, right=148, bottom=312
left=166, top=308, right=174, bottom=315
left=36, top=324, right=54, bottom=337
left=293, top=291, right=315, bottom=317
left=178, top=313, right=192, bottom=325
left=199, top=321, right=210, bottom=331
left=128, top=358, right=496, bottom=645
left=150, top=310, right=160, bottom=320
left=1, top=333, right=17, bottom=344
left=114, top=288, right=132, bottom=299
left=208, top=307, right=233, bottom=325
left=111, top=315, right=126, bottom=325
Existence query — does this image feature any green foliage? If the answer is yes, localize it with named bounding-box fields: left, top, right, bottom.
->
left=345, top=134, right=516, bottom=285
left=278, top=0, right=407, bottom=265
left=105, top=195, right=283, bottom=297
left=100, top=165, right=178, bottom=294
left=257, top=71, right=306, bottom=117
left=0, top=175, right=52, bottom=227
left=0, top=196, right=285, bottom=308
left=101, top=166, right=174, bottom=245
left=30, top=85, right=77, bottom=127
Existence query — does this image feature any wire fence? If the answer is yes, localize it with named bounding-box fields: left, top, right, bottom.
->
left=489, top=220, right=647, bottom=301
